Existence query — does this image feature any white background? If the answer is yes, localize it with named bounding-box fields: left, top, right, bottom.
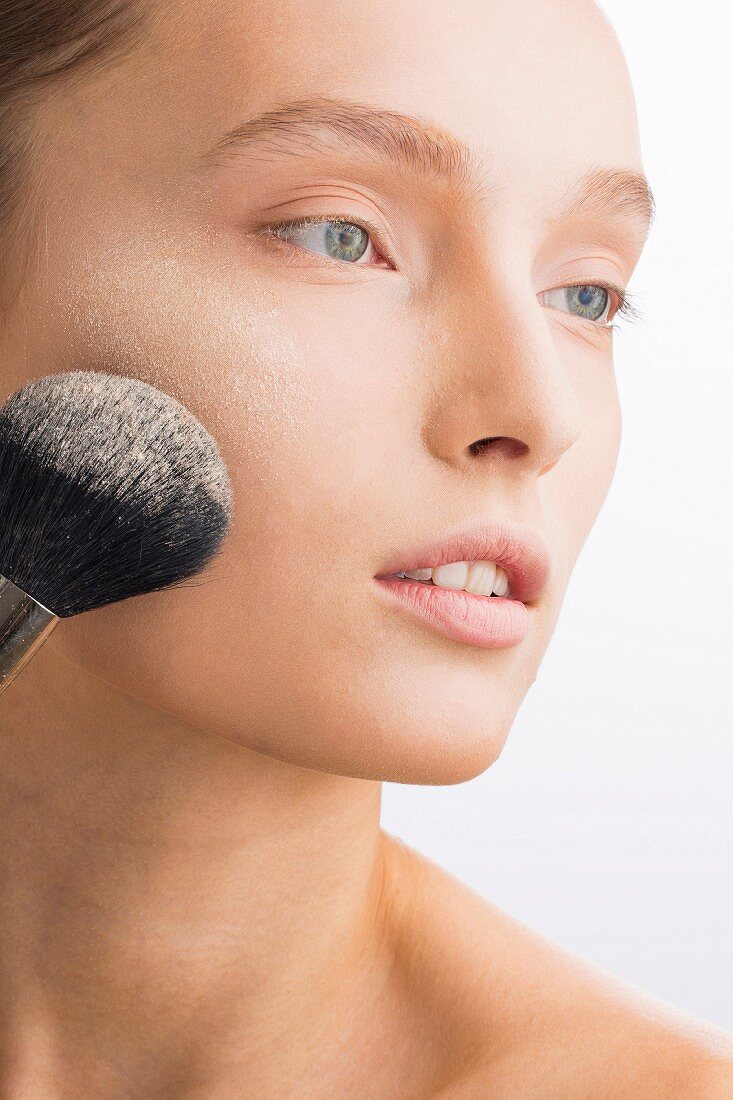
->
left=382, top=2, right=732, bottom=1031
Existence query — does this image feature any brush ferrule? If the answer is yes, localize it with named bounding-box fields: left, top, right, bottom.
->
left=0, top=575, right=59, bottom=697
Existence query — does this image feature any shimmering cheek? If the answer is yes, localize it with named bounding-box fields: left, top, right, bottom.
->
left=52, top=249, right=315, bottom=480
left=213, top=300, right=316, bottom=476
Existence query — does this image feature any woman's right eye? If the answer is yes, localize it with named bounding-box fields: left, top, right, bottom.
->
left=263, top=215, right=393, bottom=268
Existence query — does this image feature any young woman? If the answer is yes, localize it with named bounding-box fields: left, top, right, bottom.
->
left=1, top=1, right=731, bottom=1095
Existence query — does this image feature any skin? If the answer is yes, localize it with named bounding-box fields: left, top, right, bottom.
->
left=1, top=0, right=731, bottom=1095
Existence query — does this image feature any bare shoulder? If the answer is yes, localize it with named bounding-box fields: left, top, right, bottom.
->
left=381, top=833, right=733, bottom=1099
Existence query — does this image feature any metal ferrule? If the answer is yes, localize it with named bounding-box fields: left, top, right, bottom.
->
left=0, top=575, right=59, bottom=698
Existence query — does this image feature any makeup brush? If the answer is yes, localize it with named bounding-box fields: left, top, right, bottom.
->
left=0, top=371, right=233, bottom=698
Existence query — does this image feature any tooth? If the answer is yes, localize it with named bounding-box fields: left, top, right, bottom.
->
left=404, top=568, right=433, bottom=581
left=492, top=565, right=509, bottom=596
left=464, top=561, right=497, bottom=596
left=431, top=562, right=470, bottom=589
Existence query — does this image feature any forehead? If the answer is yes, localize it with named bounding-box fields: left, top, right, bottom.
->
left=138, top=0, right=641, bottom=173
left=36, top=0, right=644, bottom=259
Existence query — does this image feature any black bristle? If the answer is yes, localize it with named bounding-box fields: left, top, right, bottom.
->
left=0, top=372, right=233, bottom=618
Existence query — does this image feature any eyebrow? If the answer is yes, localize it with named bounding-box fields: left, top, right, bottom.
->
left=202, top=94, right=656, bottom=235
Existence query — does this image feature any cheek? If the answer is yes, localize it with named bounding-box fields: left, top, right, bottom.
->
left=54, top=262, right=311, bottom=470
left=589, top=371, right=622, bottom=505
left=39, top=252, right=398, bottom=737
left=554, top=372, right=622, bottom=562
left=47, top=238, right=396, bottom=495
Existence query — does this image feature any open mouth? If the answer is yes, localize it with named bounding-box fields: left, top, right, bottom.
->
left=393, top=575, right=504, bottom=596
left=394, top=576, right=501, bottom=594
left=374, top=518, right=551, bottom=607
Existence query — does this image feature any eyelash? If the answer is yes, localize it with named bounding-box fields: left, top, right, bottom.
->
left=259, top=213, right=643, bottom=330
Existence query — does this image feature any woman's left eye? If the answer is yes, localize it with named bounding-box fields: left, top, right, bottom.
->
left=540, top=283, right=621, bottom=327
left=263, top=215, right=390, bottom=266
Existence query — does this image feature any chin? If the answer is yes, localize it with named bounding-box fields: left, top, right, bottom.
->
left=248, top=645, right=532, bottom=785
left=260, top=692, right=519, bottom=787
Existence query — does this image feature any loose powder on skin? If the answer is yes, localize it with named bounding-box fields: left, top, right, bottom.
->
left=44, top=215, right=315, bottom=485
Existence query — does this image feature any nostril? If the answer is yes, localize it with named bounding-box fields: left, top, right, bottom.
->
left=469, top=436, right=499, bottom=456
left=468, top=437, right=528, bottom=459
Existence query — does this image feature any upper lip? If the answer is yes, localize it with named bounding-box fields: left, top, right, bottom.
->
left=375, top=517, right=551, bottom=605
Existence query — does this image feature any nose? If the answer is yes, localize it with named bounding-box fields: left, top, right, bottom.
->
left=421, top=273, right=583, bottom=480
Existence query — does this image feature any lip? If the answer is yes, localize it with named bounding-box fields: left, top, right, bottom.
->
left=374, top=517, right=551, bottom=605
left=372, top=577, right=531, bottom=648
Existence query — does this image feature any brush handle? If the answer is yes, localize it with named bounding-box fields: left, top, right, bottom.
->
left=0, top=575, right=59, bottom=698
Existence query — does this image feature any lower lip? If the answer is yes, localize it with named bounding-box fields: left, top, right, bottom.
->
left=373, top=576, right=530, bottom=648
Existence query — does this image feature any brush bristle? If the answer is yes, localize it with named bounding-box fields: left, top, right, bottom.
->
left=0, top=372, right=233, bottom=617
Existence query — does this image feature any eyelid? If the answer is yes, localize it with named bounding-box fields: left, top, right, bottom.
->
left=257, top=212, right=399, bottom=268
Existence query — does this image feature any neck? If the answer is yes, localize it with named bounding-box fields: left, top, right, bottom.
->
left=0, top=643, right=398, bottom=1095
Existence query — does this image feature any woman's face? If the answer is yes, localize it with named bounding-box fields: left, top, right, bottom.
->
left=1, top=0, right=650, bottom=782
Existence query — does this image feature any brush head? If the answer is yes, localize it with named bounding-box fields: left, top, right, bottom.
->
left=0, top=372, right=233, bottom=618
